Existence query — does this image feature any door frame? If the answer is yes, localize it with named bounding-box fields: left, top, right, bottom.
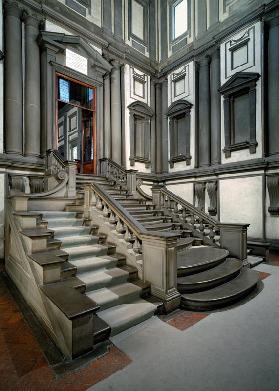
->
left=55, top=72, right=97, bottom=174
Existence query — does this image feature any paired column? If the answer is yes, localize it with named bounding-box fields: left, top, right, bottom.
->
left=4, top=1, right=23, bottom=155
left=155, top=82, right=162, bottom=173
left=267, top=17, right=279, bottom=155
left=161, top=78, right=169, bottom=173
left=110, top=61, right=122, bottom=165
left=24, top=14, right=41, bottom=157
left=210, top=49, right=221, bottom=165
left=103, top=73, right=111, bottom=158
left=198, top=55, right=211, bottom=167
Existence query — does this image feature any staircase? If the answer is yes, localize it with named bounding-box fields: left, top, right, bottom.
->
left=40, top=209, right=156, bottom=337
left=76, top=172, right=260, bottom=311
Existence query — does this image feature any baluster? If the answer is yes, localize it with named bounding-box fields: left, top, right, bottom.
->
left=199, top=219, right=205, bottom=235
left=96, top=196, right=103, bottom=210
left=133, top=237, right=142, bottom=254
left=208, top=225, right=216, bottom=242
left=109, top=211, right=117, bottom=224
left=124, top=225, right=132, bottom=242
left=182, top=208, right=187, bottom=222
left=103, top=204, right=109, bottom=217
left=173, top=202, right=178, bottom=214
left=116, top=217, right=124, bottom=233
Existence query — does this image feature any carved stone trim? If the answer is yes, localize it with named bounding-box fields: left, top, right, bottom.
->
left=194, top=182, right=206, bottom=211
left=267, top=175, right=279, bottom=216
left=206, top=181, right=218, bottom=216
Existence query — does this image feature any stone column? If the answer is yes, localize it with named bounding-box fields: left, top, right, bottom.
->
left=161, top=78, right=169, bottom=173
left=104, top=73, right=111, bottom=158
left=150, top=78, right=156, bottom=173
left=24, top=14, right=41, bottom=157
left=4, top=1, right=23, bottom=155
left=210, top=48, right=221, bottom=165
left=39, top=39, right=59, bottom=155
left=267, top=17, right=279, bottom=155
left=198, top=55, right=211, bottom=167
left=155, top=82, right=162, bottom=173
left=110, top=61, right=122, bottom=165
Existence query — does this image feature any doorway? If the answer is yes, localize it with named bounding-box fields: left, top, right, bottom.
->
left=56, top=74, right=96, bottom=174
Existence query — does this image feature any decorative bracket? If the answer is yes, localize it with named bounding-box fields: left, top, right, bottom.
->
left=267, top=175, right=279, bottom=216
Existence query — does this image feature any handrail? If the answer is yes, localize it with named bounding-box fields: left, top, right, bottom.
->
left=157, top=186, right=220, bottom=245
left=161, top=187, right=218, bottom=226
left=136, top=178, right=153, bottom=201
left=99, top=158, right=128, bottom=190
left=84, top=181, right=179, bottom=255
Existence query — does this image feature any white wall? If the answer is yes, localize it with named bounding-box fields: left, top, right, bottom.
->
left=166, top=181, right=194, bottom=204
left=219, top=175, right=263, bottom=238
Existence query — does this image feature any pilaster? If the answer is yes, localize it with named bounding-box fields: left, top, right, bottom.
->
left=110, top=61, right=122, bottom=165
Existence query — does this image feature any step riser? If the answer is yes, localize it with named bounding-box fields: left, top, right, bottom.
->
left=178, top=257, right=227, bottom=277
left=85, top=274, right=128, bottom=291
left=94, top=291, right=141, bottom=312
left=72, top=260, right=117, bottom=273
left=69, top=248, right=108, bottom=261
left=110, top=309, right=154, bottom=337
left=48, top=220, right=84, bottom=227
left=181, top=283, right=258, bottom=311
left=178, top=269, right=242, bottom=293
left=53, top=228, right=91, bottom=237
left=60, top=238, right=99, bottom=248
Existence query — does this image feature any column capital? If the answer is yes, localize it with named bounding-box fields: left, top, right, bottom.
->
left=4, top=1, right=22, bottom=18
left=111, top=59, right=122, bottom=69
left=22, top=11, right=41, bottom=28
left=199, top=54, right=211, bottom=67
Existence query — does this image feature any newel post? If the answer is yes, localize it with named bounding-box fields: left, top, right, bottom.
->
left=66, top=161, right=77, bottom=198
left=219, top=223, right=249, bottom=262
left=141, top=232, right=181, bottom=312
left=126, top=169, right=138, bottom=196
left=151, top=183, right=165, bottom=209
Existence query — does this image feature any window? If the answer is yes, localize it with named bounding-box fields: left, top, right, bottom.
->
left=173, top=0, right=188, bottom=39
left=128, top=101, right=154, bottom=168
left=219, top=72, right=260, bottom=158
left=167, top=99, right=192, bottom=168
left=65, top=0, right=89, bottom=17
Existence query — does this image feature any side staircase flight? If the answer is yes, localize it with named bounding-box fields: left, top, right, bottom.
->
left=6, top=152, right=260, bottom=360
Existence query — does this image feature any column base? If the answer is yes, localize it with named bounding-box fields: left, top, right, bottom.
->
left=151, top=286, right=181, bottom=313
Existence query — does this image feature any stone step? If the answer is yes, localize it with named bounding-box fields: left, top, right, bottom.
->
left=145, top=222, right=178, bottom=231
left=79, top=268, right=129, bottom=291
left=70, top=256, right=118, bottom=273
left=136, top=216, right=171, bottom=223
left=177, top=246, right=229, bottom=276
left=97, top=299, right=156, bottom=336
left=51, top=226, right=91, bottom=237
left=176, top=237, right=203, bottom=250
left=58, top=235, right=99, bottom=248
left=177, top=258, right=243, bottom=292
left=181, top=268, right=260, bottom=310
left=93, top=315, right=111, bottom=344
left=86, top=282, right=142, bottom=311
left=40, top=211, right=77, bottom=219
left=47, top=218, right=84, bottom=227
left=129, top=209, right=165, bottom=216
left=66, top=244, right=108, bottom=260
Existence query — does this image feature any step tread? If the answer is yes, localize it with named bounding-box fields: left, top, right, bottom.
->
left=66, top=244, right=108, bottom=256
left=182, top=268, right=259, bottom=303
left=78, top=267, right=129, bottom=286
left=86, top=282, right=141, bottom=307
left=97, top=299, right=156, bottom=335
left=70, top=256, right=117, bottom=271
left=178, top=246, right=229, bottom=270
left=178, top=258, right=242, bottom=286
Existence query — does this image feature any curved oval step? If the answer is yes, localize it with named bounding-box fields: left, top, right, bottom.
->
left=177, top=258, right=242, bottom=292
left=177, top=246, right=229, bottom=276
left=181, top=268, right=259, bottom=311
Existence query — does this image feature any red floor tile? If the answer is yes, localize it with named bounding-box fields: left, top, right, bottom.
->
left=259, top=271, right=271, bottom=280
left=0, top=272, right=132, bottom=390
left=166, top=311, right=208, bottom=331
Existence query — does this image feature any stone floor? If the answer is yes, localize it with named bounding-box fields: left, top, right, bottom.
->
left=0, top=262, right=279, bottom=391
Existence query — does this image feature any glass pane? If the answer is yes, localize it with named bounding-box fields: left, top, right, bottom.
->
left=174, top=0, right=188, bottom=39
left=131, top=0, right=144, bottom=40
left=58, top=76, right=95, bottom=110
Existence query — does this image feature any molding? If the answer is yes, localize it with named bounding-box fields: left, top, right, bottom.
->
left=267, top=175, right=279, bottom=215
left=206, top=181, right=218, bottom=216
left=194, top=182, right=206, bottom=211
